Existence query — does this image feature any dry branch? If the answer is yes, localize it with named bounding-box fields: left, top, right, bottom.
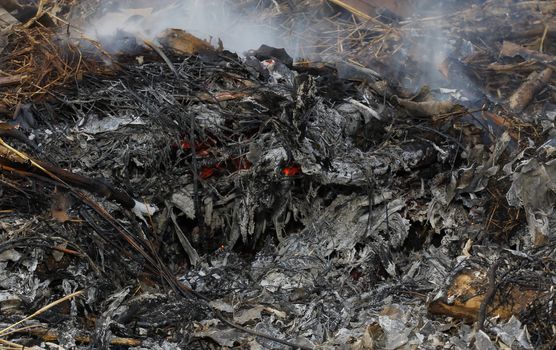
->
left=508, top=68, right=552, bottom=112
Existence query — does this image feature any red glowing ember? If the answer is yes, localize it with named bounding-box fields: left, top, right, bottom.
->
left=172, top=138, right=214, bottom=158
left=200, top=166, right=215, bottom=179
left=281, top=164, right=302, bottom=177
left=180, top=140, right=191, bottom=150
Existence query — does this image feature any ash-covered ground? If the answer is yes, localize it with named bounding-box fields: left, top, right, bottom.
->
left=1, top=1, right=555, bottom=349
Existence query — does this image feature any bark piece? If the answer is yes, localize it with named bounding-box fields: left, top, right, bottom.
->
left=0, top=74, right=26, bottom=86
left=500, top=41, right=556, bottom=65
left=508, top=68, right=552, bottom=113
left=394, top=96, right=458, bottom=117
left=428, top=267, right=549, bottom=322
left=157, top=28, right=215, bottom=56
left=51, top=188, right=71, bottom=223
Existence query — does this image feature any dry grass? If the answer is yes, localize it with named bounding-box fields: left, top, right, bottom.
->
left=0, top=24, right=113, bottom=112
left=0, top=290, right=84, bottom=349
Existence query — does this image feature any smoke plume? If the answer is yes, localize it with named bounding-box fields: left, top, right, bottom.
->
left=85, top=0, right=298, bottom=56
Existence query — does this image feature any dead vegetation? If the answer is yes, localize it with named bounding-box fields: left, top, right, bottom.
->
left=0, top=1, right=555, bottom=349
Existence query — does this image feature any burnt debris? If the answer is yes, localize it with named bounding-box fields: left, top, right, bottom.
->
left=0, top=1, right=555, bottom=349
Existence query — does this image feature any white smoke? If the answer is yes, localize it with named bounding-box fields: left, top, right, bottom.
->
left=395, top=3, right=476, bottom=95
left=85, top=0, right=298, bottom=56
left=83, top=0, right=472, bottom=97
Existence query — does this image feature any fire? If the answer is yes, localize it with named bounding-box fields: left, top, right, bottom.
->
left=199, top=166, right=215, bottom=179
left=179, top=140, right=191, bottom=150
left=173, top=139, right=213, bottom=157
left=281, top=164, right=302, bottom=177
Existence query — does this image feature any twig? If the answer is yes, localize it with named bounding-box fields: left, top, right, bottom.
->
left=477, top=260, right=501, bottom=330
left=143, top=39, right=179, bottom=78
left=0, top=290, right=83, bottom=337
left=214, top=309, right=313, bottom=349
left=188, top=108, right=203, bottom=226
left=2, top=325, right=141, bottom=347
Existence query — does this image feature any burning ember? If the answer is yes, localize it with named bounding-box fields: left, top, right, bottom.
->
left=199, top=165, right=217, bottom=179
left=281, top=163, right=302, bottom=176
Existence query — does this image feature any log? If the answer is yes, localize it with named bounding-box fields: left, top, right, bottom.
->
left=508, top=68, right=552, bottom=113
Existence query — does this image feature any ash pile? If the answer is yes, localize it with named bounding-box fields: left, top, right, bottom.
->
left=0, top=0, right=555, bottom=349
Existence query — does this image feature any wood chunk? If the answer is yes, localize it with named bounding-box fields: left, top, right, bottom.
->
left=196, top=90, right=249, bottom=103
left=157, top=28, right=214, bottom=56
left=0, top=74, right=25, bottom=86
left=500, top=41, right=556, bottom=65
left=428, top=267, right=549, bottom=322
left=394, top=96, right=458, bottom=117
left=508, top=68, right=552, bottom=113
left=51, top=188, right=71, bottom=223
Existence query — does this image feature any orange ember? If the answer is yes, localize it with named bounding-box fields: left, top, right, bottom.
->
left=200, top=166, right=215, bottom=179
left=281, top=164, right=302, bottom=176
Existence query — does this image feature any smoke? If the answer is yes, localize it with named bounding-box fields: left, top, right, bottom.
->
left=393, top=2, right=477, bottom=97
left=83, top=0, right=477, bottom=100
left=85, top=0, right=300, bottom=56
left=404, top=21, right=455, bottom=89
